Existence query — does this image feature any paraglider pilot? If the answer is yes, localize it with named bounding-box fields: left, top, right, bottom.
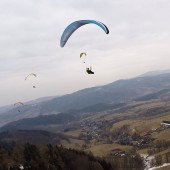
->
left=86, top=67, right=94, bottom=74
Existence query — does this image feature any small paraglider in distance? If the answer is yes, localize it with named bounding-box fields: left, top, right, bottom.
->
left=14, top=102, right=24, bottom=106
left=86, top=67, right=94, bottom=74
left=80, top=52, right=86, bottom=58
left=60, top=20, right=109, bottom=47
left=80, top=52, right=86, bottom=63
left=25, top=73, right=37, bottom=88
left=14, top=102, right=24, bottom=112
left=25, top=73, right=37, bottom=80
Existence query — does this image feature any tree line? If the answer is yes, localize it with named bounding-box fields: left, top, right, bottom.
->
left=0, top=141, right=144, bottom=170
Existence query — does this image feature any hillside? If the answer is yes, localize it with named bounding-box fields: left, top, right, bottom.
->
left=0, top=72, right=170, bottom=169
left=0, top=142, right=144, bottom=170
left=139, top=70, right=170, bottom=77
left=39, top=73, right=170, bottom=113
left=0, top=98, right=169, bottom=169
left=0, top=113, right=76, bottom=132
left=0, top=130, right=69, bottom=144
left=1, top=72, right=170, bottom=128
left=1, top=72, right=170, bottom=130
left=1, top=98, right=170, bottom=154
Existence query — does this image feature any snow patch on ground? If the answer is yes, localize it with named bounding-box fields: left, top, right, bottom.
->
left=148, top=163, right=170, bottom=170
left=141, top=154, right=155, bottom=170
left=141, top=154, right=170, bottom=170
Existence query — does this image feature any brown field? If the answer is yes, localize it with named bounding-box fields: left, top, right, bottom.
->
left=86, top=143, right=132, bottom=157
left=61, top=138, right=85, bottom=150
left=62, top=100, right=170, bottom=157
left=64, top=129, right=81, bottom=138
left=155, top=148, right=170, bottom=156
left=110, top=112, right=170, bottom=134
left=152, top=129, right=170, bottom=142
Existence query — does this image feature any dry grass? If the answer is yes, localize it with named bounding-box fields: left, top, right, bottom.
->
left=86, top=143, right=132, bottom=157
left=152, top=129, right=170, bottom=142
left=61, top=138, right=85, bottom=150
left=64, top=129, right=81, bottom=138
left=63, top=100, right=170, bottom=157
left=137, top=148, right=149, bottom=154
left=155, top=148, right=170, bottom=156
left=110, top=113, right=170, bottom=134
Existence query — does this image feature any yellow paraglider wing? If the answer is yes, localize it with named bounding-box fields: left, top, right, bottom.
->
left=25, top=73, right=37, bottom=80
left=80, top=52, right=86, bottom=58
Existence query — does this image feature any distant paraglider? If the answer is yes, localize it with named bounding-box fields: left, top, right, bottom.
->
left=79, top=52, right=94, bottom=73
left=14, top=102, right=24, bottom=106
left=25, top=73, right=37, bottom=80
left=14, top=102, right=24, bottom=112
left=80, top=52, right=87, bottom=64
left=60, top=20, right=109, bottom=47
left=25, top=73, right=37, bottom=88
left=80, top=52, right=86, bottom=58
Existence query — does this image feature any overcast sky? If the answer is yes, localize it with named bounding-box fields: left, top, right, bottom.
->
left=0, top=0, right=170, bottom=106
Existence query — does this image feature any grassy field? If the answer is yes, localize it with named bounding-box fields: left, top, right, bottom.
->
left=137, top=148, right=149, bottom=154
left=64, top=129, right=81, bottom=138
left=110, top=112, right=170, bottom=134
left=61, top=138, right=85, bottom=150
left=62, top=100, right=170, bottom=158
left=86, top=143, right=132, bottom=157
left=155, top=148, right=170, bottom=156
left=152, top=129, right=170, bottom=142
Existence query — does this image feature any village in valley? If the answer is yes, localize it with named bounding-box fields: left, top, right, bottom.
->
left=63, top=105, right=170, bottom=157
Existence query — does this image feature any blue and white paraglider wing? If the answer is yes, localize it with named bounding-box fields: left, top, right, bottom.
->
left=60, top=20, right=109, bottom=47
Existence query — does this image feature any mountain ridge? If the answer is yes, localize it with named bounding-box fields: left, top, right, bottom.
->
left=1, top=71, right=170, bottom=127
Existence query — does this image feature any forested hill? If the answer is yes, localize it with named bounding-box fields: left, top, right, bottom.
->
left=0, top=142, right=144, bottom=170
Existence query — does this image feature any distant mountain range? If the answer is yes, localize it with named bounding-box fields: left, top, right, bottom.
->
left=38, top=72, right=170, bottom=113
left=139, top=69, right=170, bottom=77
left=0, top=96, right=57, bottom=114
left=1, top=70, right=170, bottom=127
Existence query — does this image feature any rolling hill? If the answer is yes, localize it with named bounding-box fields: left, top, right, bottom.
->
left=0, top=113, right=76, bottom=132
left=1, top=71, right=170, bottom=127
left=0, top=130, right=69, bottom=144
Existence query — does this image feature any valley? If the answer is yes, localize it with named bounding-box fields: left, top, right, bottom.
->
left=0, top=72, right=170, bottom=169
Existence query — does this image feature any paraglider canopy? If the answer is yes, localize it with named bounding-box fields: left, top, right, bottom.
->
left=80, top=52, right=86, bottom=58
left=60, top=20, right=109, bottom=47
left=14, top=102, right=24, bottom=112
left=25, top=73, right=37, bottom=80
left=14, top=102, right=24, bottom=106
left=25, top=73, right=37, bottom=88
